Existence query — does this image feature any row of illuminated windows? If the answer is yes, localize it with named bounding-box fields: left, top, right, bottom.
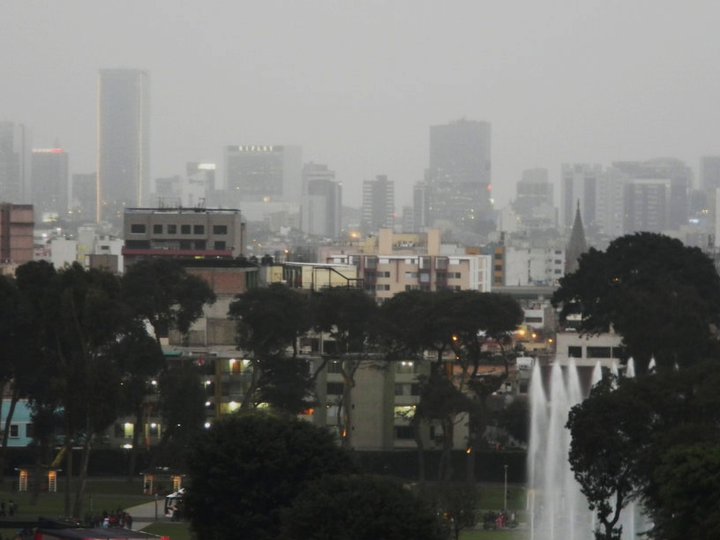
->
left=129, top=224, right=229, bottom=235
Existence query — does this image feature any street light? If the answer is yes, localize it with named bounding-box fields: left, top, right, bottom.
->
left=504, top=464, right=509, bottom=511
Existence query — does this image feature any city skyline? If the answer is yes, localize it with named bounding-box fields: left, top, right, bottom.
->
left=2, top=1, right=720, bottom=210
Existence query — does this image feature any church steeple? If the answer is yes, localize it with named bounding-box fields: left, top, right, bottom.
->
left=565, top=201, right=587, bottom=274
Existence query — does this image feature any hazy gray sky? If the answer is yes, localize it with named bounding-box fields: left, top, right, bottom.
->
left=2, top=0, right=720, bottom=208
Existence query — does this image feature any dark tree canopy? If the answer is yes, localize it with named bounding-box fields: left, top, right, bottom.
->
left=553, top=232, right=720, bottom=371
left=156, top=361, right=207, bottom=467
left=567, top=362, right=720, bottom=540
left=15, top=261, right=133, bottom=517
left=228, top=283, right=311, bottom=358
left=651, top=444, right=720, bottom=540
left=255, top=356, right=315, bottom=415
left=122, top=258, right=216, bottom=339
left=377, top=290, right=457, bottom=359
left=311, top=286, right=378, bottom=354
left=280, top=475, right=445, bottom=540
left=567, top=377, right=650, bottom=539
left=228, top=285, right=314, bottom=413
left=185, top=412, right=353, bottom=540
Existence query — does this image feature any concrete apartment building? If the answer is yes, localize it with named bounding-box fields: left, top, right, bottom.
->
left=323, top=228, right=493, bottom=301
left=502, top=246, right=565, bottom=287
left=0, top=203, right=33, bottom=270
left=122, top=207, right=245, bottom=265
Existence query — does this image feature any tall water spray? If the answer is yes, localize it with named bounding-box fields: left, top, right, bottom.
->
left=528, top=357, right=648, bottom=539
left=528, top=359, right=592, bottom=540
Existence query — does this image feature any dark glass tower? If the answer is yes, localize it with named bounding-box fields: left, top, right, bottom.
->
left=97, top=69, right=150, bottom=223
left=427, top=119, right=493, bottom=239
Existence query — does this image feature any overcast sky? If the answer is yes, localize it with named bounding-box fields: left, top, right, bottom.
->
left=2, top=0, right=720, bottom=208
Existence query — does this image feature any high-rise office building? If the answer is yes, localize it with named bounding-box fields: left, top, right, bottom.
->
left=31, top=147, right=68, bottom=220
left=361, top=175, right=394, bottom=235
left=224, top=145, right=301, bottom=204
left=623, top=178, right=671, bottom=234
left=412, top=181, right=430, bottom=231
left=301, top=163, right=342, bottom=238
left=612, top=158, right=691, bottom=231
left=70, top=173, right=97, bottom=223
left=97, top=69, right=150, bottom=223
left=427, top=119, right=493, bottom=236
left=513, top=168, right=556, bottom=231
left=700, top=156, right=720, bottom=192
left=0, top=122, right=30, bottom=203
left=562, top=163, right=601, bottom=231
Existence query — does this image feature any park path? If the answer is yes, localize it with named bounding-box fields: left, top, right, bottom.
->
left=124, top=500, right=168, bottom=531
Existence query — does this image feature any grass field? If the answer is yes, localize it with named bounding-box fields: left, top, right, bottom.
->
left=0, top=477, right=151, bottom=538
left=0, top=478, right=529, bottom=540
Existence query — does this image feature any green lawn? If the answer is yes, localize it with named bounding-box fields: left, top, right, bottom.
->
left=0, top=478, right=528, bottom=540
left=0, top=477, right=151, bottom=538
left=475, top=483, right=526, bottom=511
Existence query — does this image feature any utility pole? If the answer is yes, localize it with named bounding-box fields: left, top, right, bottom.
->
left=504, top=464, right=509, bottom=510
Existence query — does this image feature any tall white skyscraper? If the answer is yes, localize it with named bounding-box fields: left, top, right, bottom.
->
left=97, top=69, right=150, bottom=223
left=0, top=122, right=30, bottom=204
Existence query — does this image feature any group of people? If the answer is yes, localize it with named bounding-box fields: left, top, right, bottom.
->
left=483, top=510, right=516, bottom=529
left=89, top=509, right=133, bottom=529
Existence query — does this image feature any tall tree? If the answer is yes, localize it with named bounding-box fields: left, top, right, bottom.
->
left=155, top=361, right=207, bottom=469
left=449, top=292, right=523, bottom=481
left=122, top=258, right=216, bottom=342
left=122, top=259, right=216, bottom=478
left=14, top=262, right=65, bottom=503
left=553, top=232, right=720, bottom=371
left=415, top=370, right=475, bottom=481
left=113, top=326, right=166, bottom=479
left=228, top=284, right=313, bottom=412
left=567, top=362, right=720, bottom=540
left=378, top=290, right=522, bottom=482
left=566, top=377, right=649, bottom=540
left=16, top=262, right=131, bottom=518
left=311, top=287, right=378, bottom=447
left=57, top=263, right=130, bottom=518
left=0, top=275, right=36, bottom=483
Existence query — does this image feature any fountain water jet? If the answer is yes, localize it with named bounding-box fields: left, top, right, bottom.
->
left=528, top=358, right=648, bottom=539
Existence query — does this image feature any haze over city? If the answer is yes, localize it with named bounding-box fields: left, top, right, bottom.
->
left=3, top=0, right=720, bottom=208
